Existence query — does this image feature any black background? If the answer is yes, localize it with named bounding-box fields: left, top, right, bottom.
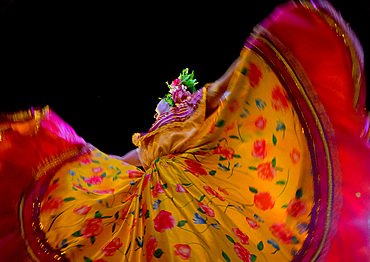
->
left=0, top=0, right=369, bottom=155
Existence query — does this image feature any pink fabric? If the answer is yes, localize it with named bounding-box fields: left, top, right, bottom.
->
left=262, top=2, right=370, bottom=260
left=0, top=108, right=85, bottom=260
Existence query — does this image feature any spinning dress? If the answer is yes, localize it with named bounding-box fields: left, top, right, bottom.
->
left=0, top=1, right=369, bottom=261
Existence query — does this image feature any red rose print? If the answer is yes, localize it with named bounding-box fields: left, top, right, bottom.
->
left=127, top=170, right=144, bottom=178
left=257, top=162, right=277, bottom=181
left=290, top=148, right=301, bottom=164
left=199, top=202, right=215, bottom=217
left=142, top=173, right=151, bottom=191
left=184, top=159, right=207, bottom=177
left=269, top=223, right=294, bottom=244
left=101, top=237, right=123, bottom=257
left=252, top=140, right=267, bottom=159
left=174, top=244, right=191, bottom=260
left=80, top=218, right=103, bottom=238
left=93, top=259, right=108, bottom=262
left=42, top=197, right=63, bottom=213
left=146, top=235, right=158, bottom=262
left=254, top=192, right=275, bottom=211
left=84, top=176, right=103, bottom=185
left=203, top=185, right=225, bottom=201
left=246, top=217, right=260, bottom=229
left=73, top=205, right=92, bottom=215
left=287, top=198, right=308, bottom=218
left=232, top=228, right=249, bottom=245
left=271, top=86, right=289, bottom=112
left=228, top=99, right=240, bottom=113
left=152, top=181, right=165, bottom=198
left=154, top=210, right=176, bottom=232
left=218, top=187, right=229, bottom=196
left=234, top=242, right=252, bottom=262
left=176, top=184, right=188, bottom=193
left=204, top=185, right=217, bottom=196
left=213, top=146, right=235, bottom=160
left=248, top=63, right=262, bottom=88
left=254, top=116, right=267, bottom=130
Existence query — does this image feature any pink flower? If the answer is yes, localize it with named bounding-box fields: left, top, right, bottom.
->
left=80, top=218, right=103, bottom=238
left=176, top=184, right=188, bottom=193
left=152, top=181, right=165, bottom=198
left=287, top=198, right=307, bottom=218
left=146, top=235, right=158, bottom=262
left=232, top=228, right=249, bottom=245
left=173, top=88, right=191, bottom=104
left=93, top=188, right=115, bottom=194
left=290, top=148, right=301, bottom=164
left=257, top=162, right=276, bottom=181
left=101, top=237, right=123, bottom=256
left=92, top=167, right=103, bottom=174
left=271, top=86, right=289, bottom=112
left=127, top=170, right=144, bottom=178
left=171, top=78, right=182, bottom=86
left=254, top=116, right=267, bottom=130
left=79, top=154, right=92, bottom=165
left=84, top=176, right=103, bottom=185
left=269, top=223, right=294, bottom=244
left=199, top=202, right=215, bottom=217
left=246, top=217, right=260, bottom=229
left=174, top=244, right=191, bottom=260
left=154, top=210, right=176, bottom=232
left=254, top=192, right=275, bottom=211
left=73, top=205, right=92, bottom=215
left=234, top=242, right=252, bottom=262
left=252, top=140, right=267, bottom=159
left=248, top=63, right=262, bottom=88
left=42, top=197, right=63, bottom=213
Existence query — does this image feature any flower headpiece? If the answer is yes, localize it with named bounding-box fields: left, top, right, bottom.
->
left=161, top=68, right=199, bottom=107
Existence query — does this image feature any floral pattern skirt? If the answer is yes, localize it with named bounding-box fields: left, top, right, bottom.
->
left=38, top=49, right=314, bottom=262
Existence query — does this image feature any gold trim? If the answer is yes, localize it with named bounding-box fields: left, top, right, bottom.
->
left=19, top=146, right=82, bottom=261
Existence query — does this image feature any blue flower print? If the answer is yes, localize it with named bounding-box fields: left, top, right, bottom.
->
left=193, top=213, right=206, bottom=224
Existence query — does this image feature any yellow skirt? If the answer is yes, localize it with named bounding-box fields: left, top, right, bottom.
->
left=39, top=48, right=313, bottom=262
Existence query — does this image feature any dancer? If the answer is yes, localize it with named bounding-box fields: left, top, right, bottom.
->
left=0, top=1, right=369, bottom=261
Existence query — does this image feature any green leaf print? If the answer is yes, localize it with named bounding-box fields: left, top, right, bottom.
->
left=154, top=248, right=164, bottom=258
left=251, top=254, right=257, bottom=262
left=225, top=235, right=235, bottom=244
left=83, top=257, right=93, bottom=262
left=249, top=187, right=258, bottom=194
left=177, top=220, right=188, bottom=227
left=296, top=188, right=303, bottom=199
left=72, top=231, right=82, bottom=237
left=95, top=211, right=102, bottom=218
left=222, top=251, right=231, bottom=262
left=272, top=134, right=277, bottom=146
left=257, top=241, right=264, bottom=251
left=216, top=120, right=225, bottom=127
left=209, top=170, right=217, bottom=176
left=63, top=197, right=75, bottom=202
